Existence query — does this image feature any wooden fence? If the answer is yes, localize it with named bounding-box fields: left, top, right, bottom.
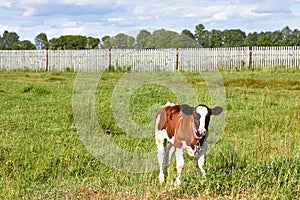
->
left=252, top=46, right=300, bottom=69
left=179, top=47, right=250, bottom=71
left=0, top=47, right=300, bottom=72
left=48, top=50, right=109, bottom=71
left=0, top=50, right=46, bottom=71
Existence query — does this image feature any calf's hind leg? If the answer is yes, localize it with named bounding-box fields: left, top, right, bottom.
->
left=162, top=143, right=174, bottom=178
left=174, top=147, right=184, bottom=187
left=155, top=131, right=167, bottom=183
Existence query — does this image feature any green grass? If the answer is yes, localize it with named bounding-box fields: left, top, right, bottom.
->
left=0, top=69, right=299, bottom=199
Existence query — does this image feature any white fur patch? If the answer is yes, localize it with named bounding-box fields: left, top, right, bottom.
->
left=164, top=101, right=175, bottom=107
left=196, top=106, right=208, bottom=117
left=182, top=141, right=196, bottom=156
left=155, top=113, right=175, bottom=144
left=196, top=105, right=209, bottom=131
left=155, top=114, right=160, bottom=133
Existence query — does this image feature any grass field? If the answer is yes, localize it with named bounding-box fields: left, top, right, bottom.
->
left=0, top=69, right=299, bottom=199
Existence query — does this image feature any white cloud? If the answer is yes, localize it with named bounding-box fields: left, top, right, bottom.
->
left=60, top=21, right=82, bottom=28
left=0, top=24, right=19, bottom=31
left=0, top=0, right=300, bottom=42
left=254, top=0, right=293, bottom=13
left=184, top=13, right=197, bottom=18
left=107, top=18, right=125, bottom=23
left=203, top=12, right=228, bottom=22
left=0, top=1, right=11, bottom=7
left=137, top=16, right=158, bottom=21
left=23, top=7, right=36, bottom=17
left=132, top=6, right=146, bottom=15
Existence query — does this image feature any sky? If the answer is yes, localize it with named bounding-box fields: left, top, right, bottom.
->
left=1, top=0, right=300, bottom=43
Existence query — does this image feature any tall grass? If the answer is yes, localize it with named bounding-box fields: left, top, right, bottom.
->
left=0, top=69, right=299, bottom=199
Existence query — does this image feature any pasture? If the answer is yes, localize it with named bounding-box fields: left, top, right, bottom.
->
left=0, top=69, right=299, bottom=199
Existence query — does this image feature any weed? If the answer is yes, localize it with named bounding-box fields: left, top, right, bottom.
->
left=21, top=84, right=50, bottom=95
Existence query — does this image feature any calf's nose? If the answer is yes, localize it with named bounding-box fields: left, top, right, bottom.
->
left=199, top=129, right=207, bottom=136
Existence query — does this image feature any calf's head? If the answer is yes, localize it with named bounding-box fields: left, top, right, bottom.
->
left=181, top=104, right=223, bottom=138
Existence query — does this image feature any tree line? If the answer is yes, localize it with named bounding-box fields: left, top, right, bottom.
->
left=1, top=24, right=300, bottom=50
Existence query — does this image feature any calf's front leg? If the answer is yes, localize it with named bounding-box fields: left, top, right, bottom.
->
left=174, top=147, right=184, bottom=187
left=197, top=139, right=208, bottom=178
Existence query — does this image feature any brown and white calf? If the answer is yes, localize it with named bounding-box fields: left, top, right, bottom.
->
left=155, top=102, right=223, bottom=186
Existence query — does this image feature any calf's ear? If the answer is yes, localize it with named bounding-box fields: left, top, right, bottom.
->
left=181, top=104, right=194, bottom=115
left=211, top=106, right=223, bottom=115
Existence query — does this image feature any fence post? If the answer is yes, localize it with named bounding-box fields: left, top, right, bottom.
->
left=249, top=49, right=252, bottom=69
left=45, top=50, right=49, bottom=71
left=176, top=49, right=179, bottom=71
left=108, top=48, right=112, bottom=68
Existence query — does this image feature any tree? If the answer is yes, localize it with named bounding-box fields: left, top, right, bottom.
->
left=207, top=29, right=223, bottom=48
left=245, top=32, right=260, bottom=47
left=152, top=29, right=179, bottom=48
left=13, top=40, right=36, bottom=50
left=257, top=31, right=273, bottom=46
left=290, top=29, right=300, bottom=46
left=111, top=33, right=135, bottom=49
left=101, top=35, right=112, bottom=49
left=194, top=24, right=210, bottom=47
left=48, top=38, right=60, bottom=50
left=0, top=35, right=3, bottom=49
left=271, top=31, right=284, bottom=46
left=135, top=30, right=154, bottom=49
left=48, top=35, right=88, bottom=50
left=35, top=33, right=48, bottom=50
left=86, top=37, right=100, bottom=49
left=170, top=34, right=199, bottom=48
left=281, top=26, right=293, bottom=46
left=222, top=29, right=246, bottom=47
left=61, top=35, right=87, bottom=50
left=0, top=31, right=20, bottom=50
left=181, top=29, right=195, bottom=40
left=143, top=36, right=155, bottom=49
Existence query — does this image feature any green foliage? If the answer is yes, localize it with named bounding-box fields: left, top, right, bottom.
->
left=135, top=29, right=199, bottom=49
left=13, top=40, right=36, bottom=50
left=135, top=29, right=154, bottom=49
left=222, top=29, right=247, bottom=47
left=153, top=29, right=181, bottom=48
left=86, top=36, right=100, bottom=49
left=105, top=65, right=131, bottom=72
left=245, top=32, right=260, bottom=47
left=0, top=69, right=299, bottom=199
left=101, top=35, right=112, bottom=49
left=0, top=31, right=36, bottom=50
left=35, top=33, right=49, bottom=50
left=0, top=31, right=19, bottom=49
left=48, top=35, right=100, bottom=50
left=194, top=24, right=300, bottom=48
left=111, top=33, right=135, bottom=49
left=181, top=29, right=195, bottom=40
left=49, top=35, right=97, bottom=50
left=2, top=24, right=300, bottom=50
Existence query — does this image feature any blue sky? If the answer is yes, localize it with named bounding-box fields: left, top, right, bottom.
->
left=1, top=0, right=300, bottom=43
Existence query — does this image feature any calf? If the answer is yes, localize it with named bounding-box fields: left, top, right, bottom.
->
left=155, top=102, right=223, bottom=186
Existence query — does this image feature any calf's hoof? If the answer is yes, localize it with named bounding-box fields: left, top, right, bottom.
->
left=174, top=178, right=181, bottom=187
left=159, top=172, right=165, bottom=184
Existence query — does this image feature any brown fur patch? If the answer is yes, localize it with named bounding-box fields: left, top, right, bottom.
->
left=175, top=113, right=198, bottom=149
left=156, top=105, right=181, bottom=139
left=156, top=104, right=199, bottom=150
